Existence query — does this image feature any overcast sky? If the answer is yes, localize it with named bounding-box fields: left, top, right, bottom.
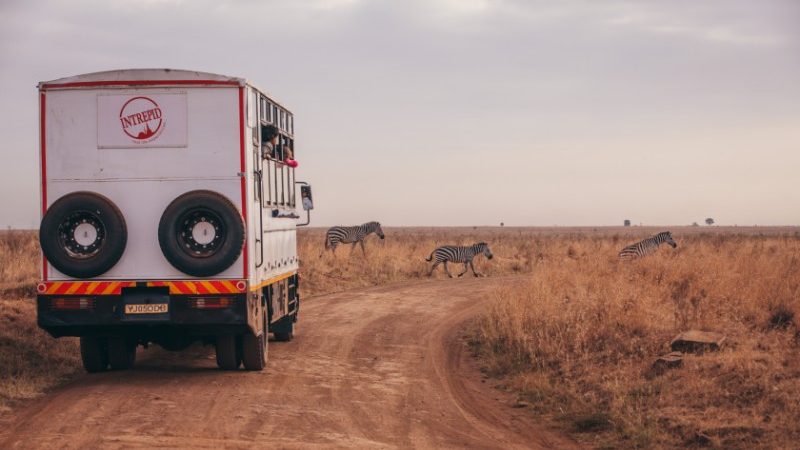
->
left=1, top=0, right=798, bottom=227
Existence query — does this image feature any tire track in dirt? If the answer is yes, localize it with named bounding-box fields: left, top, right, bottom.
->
left=0, top=277, right=580, bottom=449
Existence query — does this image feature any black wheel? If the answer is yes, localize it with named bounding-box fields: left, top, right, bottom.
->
left=108, top=336, right=136, bottom=370
left=158, top=190, right=245, bottom=277
left=40, top=192, right=127, bottom=278
left=80, top=336, right=109, bottom=373
left=242, top=310, right=268, bottom=371
left=216, top=334, right=240, bottom=370
left=241, top=330, right=266, bottom=371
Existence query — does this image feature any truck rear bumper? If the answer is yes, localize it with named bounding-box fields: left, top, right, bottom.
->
left=37, top=288, right=249, bottom=338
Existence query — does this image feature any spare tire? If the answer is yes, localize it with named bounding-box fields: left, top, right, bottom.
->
left=158, top=190, right=244, bottom=277
left=40, top=192, right=127, bottom=278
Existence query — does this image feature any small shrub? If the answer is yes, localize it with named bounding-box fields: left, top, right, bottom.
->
left=767, top=304, right=795, bottom=330
left=569, top=411, right=612, bottom=433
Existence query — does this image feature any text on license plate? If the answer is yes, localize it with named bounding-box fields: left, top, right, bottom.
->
left=125, top=304, right=168, bottom=314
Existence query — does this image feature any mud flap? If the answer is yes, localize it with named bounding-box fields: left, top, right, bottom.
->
left=270, top=314, right=294, bottom=333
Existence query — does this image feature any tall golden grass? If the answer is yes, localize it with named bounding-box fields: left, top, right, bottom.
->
left=0, top=230, right=39, bottom=298
left=471, top=232, right=800, bottom=449
left=0, top=230, right=78, bottom=412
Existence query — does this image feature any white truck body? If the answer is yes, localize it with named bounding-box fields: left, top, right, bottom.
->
left=37, top=69, right=306, bottom=371
left=39, top=69, right=297, bottom=285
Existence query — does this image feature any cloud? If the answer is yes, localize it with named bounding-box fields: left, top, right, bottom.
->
left=310, top=0, right=361, bottom=11
left=432, top=0, right=492, bottom=15
left=603, top=2, right=788, bottom=47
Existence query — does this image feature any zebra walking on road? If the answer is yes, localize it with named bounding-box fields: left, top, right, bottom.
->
left=618, top=231, right=677, bottom=259
left=324, top=222, right=385, bottom=256
left=426, top=242, right=493, bottom=278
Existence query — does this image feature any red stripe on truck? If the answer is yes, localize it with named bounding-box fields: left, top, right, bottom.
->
left=41, top=80, right=241, bottom=89
left=238, top=87, right=248, bottom=280
left=40, top=92, right=48, bottom=281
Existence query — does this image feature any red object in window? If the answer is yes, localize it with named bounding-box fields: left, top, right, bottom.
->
left=285, top=159, right=298, bottom=168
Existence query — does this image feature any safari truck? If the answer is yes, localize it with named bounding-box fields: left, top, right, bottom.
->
left=36, top=69, right=314, bottom=372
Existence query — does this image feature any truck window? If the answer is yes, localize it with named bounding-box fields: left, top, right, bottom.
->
left=252, top=94, right=296, bottom=209
left=248, top=90, right=257, bottom=128
left=264, top=100, right=272, bottom=123
left=260, top=97, right=267, bottom=122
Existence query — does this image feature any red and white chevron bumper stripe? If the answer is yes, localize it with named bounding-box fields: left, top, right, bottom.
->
left=37, top=280, right=247, bottom=296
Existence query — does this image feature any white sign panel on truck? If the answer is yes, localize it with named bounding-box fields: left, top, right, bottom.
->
left=97, top=93, right=188, bottom=148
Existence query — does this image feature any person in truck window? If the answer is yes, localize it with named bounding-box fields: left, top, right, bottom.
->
left=261, top=125, right=279, bottom=159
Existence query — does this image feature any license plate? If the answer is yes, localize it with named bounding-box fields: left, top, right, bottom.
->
left=124, top=303, right=168, bottom=314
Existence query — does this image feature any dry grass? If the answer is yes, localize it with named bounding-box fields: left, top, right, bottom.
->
left=0, top=230, right=39, bottom=298
left=0, top=230, right=79, bottom=412
left=2, top=226, right=799, bottom=450
left=298, top=226, right=538, bottom=296
left=469, top=231, right=800, bottom=449
left=0, top=298, right=79, bottom=413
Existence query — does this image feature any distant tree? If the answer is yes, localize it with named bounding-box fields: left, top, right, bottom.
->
left=705, top=218, right=715, bottom=226
left=623, top=219, right=631, bottom=227
left=500, top=222, right=504, bottom=227
left=692, top=222, right=699, bottom=227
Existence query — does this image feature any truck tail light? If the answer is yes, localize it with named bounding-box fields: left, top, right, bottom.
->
left=51, top=297, right=95, bottom=310
left=188, top=297, right=235, bottom=309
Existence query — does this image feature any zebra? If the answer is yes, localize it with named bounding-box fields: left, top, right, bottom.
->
left=324, top=221, right=385, bottom=255
left=618, top=231, right=677, bottom=259
left=425, top=242, right=493, bottom=278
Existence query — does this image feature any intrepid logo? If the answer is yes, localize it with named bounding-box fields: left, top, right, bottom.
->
left=119, top=96, right=163, bottom=141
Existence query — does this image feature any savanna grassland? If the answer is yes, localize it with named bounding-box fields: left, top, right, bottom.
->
left=466, top=229, right=800, bottom=449
left=306, top=226, right=800, bottom=449
left=1, top=227, right=799, bottom=449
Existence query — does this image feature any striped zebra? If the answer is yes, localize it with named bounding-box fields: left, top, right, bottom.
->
left=425, top=242, right=493, bottom=278
left=618, top=231, right=677, bottom=259
left=324, top=222, right=385, bottom=255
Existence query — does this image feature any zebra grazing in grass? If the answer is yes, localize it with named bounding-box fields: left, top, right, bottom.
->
left=324, top=222, right=385, bottom=256
left=618, top=231, right=677, bottom=259
left=426, top=242, right=493, bottom=278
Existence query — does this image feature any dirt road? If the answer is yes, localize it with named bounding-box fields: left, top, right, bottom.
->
left=0, top=277, right=578, bottom=449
